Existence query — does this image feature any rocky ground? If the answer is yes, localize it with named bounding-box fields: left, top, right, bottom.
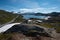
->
left=56, top=33, right=60, bottom=40
left=11, top=33, right=60, bottom=40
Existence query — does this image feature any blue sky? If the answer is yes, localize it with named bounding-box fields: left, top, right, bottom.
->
left=0, top=0, right=60, bottom=13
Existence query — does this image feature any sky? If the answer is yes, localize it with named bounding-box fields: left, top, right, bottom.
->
left=0, top=0, right=60, bottom=13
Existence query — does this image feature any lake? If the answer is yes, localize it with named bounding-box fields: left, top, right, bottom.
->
left=22, top=15, right=47, bottom=19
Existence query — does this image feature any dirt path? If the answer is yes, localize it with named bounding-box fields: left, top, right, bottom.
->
left=5, top=15, right=19, bottom=24
left=0, top=15, right=19, bottom=28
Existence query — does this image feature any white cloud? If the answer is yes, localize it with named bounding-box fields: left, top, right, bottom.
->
left=19, top=8, right=43, bottom=13
left=21, top=0, right=40, bottom=8
left=19, top=6, right=59, bottom=13
left=50, top=7, right=57, bottom=9
left=10, top=0, right=40, bottom=8
left=9, top=0, right=60, bottom=13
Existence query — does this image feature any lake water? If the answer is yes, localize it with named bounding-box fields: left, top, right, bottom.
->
left=22, top=15, right=47, bottom=19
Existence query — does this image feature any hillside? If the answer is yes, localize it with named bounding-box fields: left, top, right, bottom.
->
left=0, top=10, right=23, bottom=24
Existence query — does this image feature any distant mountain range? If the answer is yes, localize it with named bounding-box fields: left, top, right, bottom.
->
left=20, top=12, right=60, bottom=16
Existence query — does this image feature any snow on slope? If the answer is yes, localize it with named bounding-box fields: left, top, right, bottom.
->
left=0, top=23, right=20, bottom=33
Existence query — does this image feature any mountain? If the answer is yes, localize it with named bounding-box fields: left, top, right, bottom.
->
left=47, top=12, right=60, bottom=16
left=35, top=12, right=60, bottom=16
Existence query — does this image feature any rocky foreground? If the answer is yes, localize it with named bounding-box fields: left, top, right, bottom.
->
left=10, top=32, right=60, bottom=40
